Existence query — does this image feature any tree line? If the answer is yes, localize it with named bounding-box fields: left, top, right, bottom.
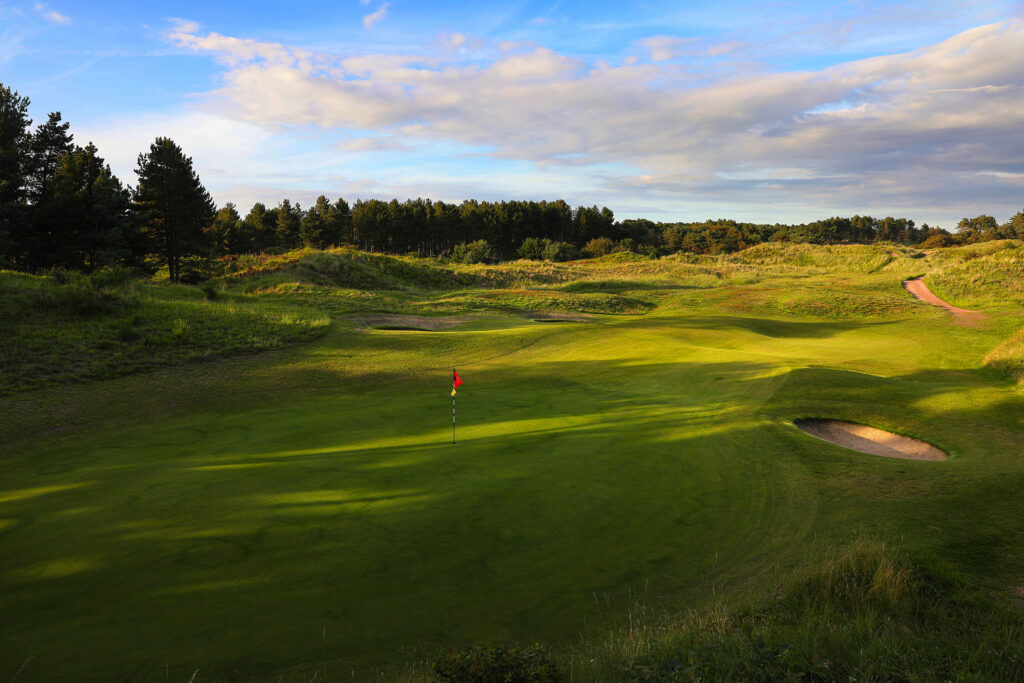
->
left=3, top=83, right=1023, bottom=281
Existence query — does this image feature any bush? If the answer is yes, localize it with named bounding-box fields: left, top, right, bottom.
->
left=583, top=237, right=614, bottom=257
left=518, top=237, right=544, bottom=260
left=200, top=281, right=219, bottom=300
left=921, top=233, right=953, bottom=249
left=541, top=240, right=577, bottom=262
left=433, top=644, right=563, bottom=682
left=452, top=240, right=497, bottom=264
left=90, top=265, right=135, bottom=290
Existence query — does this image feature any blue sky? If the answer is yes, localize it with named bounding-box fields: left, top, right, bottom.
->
left=2, top=0, right=1022, bottom=225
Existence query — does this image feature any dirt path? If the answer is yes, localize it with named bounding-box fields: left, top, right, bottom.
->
left=795, top=419, right=947, bottom=460
left=902, top=277, right=985, bottom=323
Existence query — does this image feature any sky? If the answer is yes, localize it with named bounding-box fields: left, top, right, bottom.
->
left=1, top=0, right=1022, bottom=226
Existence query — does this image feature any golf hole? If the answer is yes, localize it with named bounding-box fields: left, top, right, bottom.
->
left=794, top=419, right=947, bottom=461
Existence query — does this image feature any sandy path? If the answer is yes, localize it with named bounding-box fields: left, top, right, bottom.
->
left=795, top=419, right=947, bottom=460
left=902, top=277, right=985, bottom=322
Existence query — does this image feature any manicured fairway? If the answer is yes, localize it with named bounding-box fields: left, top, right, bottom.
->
left=3, top=258, right=1024, bottom=680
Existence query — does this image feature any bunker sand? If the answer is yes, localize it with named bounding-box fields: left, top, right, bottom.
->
left=903, top=277, right=985, bottom=323
left=350, top=314, right=476, bottom=330
left=795, top=419, right=947, bottom=461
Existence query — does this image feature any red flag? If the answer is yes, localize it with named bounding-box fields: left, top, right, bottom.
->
left=453, top=369, right=463, bottom=389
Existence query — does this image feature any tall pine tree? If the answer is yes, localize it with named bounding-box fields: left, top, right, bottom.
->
left=276, top=198, right=301, bottom=249
left=0, top=84, right=32, bottom=264
left=133, top=137, right=215, bottom=282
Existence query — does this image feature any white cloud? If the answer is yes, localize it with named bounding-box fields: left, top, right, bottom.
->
left=160, top=19, right=1024, bottom=220
left=638, top=36, right=695, bottom=61
left=33, top=2, right=70, bottom=25
left=363, top=3, right=388, bottom=29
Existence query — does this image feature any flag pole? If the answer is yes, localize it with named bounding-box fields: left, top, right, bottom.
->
left=452, top=368, right=456, bottom=445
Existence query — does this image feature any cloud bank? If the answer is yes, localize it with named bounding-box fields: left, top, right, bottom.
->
left=164, top=19, right=1024, bottom=220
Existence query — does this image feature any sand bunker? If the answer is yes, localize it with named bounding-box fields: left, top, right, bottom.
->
left=795, top=419, right=947, bottom=461
left=529, top=312, right=594, bottom=322
left=351, top=314, right=473, bottom=330
left=903, top=277, right=984, bottom=323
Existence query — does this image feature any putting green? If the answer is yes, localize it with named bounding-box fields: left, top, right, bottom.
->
left=2, top=272, right=1024, bottom=680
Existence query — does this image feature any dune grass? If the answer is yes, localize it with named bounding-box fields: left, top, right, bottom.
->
left=575, top=539, right=1024, bottom=681
left=0, top=271, right=330, bottom=394
left=2, top=244, right=1024, bottom=680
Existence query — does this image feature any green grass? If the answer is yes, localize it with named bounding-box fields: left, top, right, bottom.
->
left=2, top=244, right=1024, bottom=680
left=924, top=240, right=1024, bottom=309
left=0, top=271, right=330, bottom=394
left=577, top=539, right=1024, bottom=681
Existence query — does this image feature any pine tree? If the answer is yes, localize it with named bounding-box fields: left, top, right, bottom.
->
left=242, top=202, right=275, bottom=252
left=276, top=198, right=301, bottom=249
left=331, top=197, right=352, bottom=245
left=0, top=83, right=32, bottom=264
left=24, top=111, right=73, bottom=204
left=206, top=203, right=243, bottom=256
left=42, top=142, right=132, bottom=270
left=299, top=195, right=329, bottom=248
left=133, top=137, right=215, bottom=282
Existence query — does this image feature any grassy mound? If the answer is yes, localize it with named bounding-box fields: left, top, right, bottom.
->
left=0, top=270, right=329, bottom=394
left=725, top=243, right=893, bottom=273
left=986, top=328, right=1024, bottom=386
left=580, top=542, right=1024, bottom=681
left=227, top=249, right=482, bottom=292
left=925, top=240, right=1024, bottom=309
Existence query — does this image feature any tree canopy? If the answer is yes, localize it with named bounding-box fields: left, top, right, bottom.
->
left=133, top=137, right=215, bottom=282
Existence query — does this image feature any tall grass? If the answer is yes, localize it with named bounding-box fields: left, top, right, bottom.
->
left=985, top=329, right=1024, bottom=386
left=571, top=540, right=1024, bottom=681
left=0, top=270, right=329, bottom=394
left=926, top=240, right=1024, bottom=308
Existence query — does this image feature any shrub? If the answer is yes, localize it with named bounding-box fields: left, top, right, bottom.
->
left=583, top=237, right=614, bottom=258
left=433, top=644, right=563, bottom=682
left=541, top=240, right=577, bottom=262
left=616, top=238, right=637, bottom=253
left=518, top=237, right=544, bottom=260
left=921, top=233, right=953, bottom=248
left=89, top=265, right=135, bottom=290
left=452, top=240, right=497, bottom=264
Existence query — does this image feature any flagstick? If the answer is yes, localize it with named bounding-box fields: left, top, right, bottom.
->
left=452, top=377, right=456, bottom=445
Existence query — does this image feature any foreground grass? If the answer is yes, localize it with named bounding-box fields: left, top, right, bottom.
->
left=574, top=540, right=1024, bottom=681
left=2, top=244, right=1024, bottom=680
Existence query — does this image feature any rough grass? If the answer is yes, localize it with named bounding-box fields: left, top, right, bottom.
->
left=575, top=540, right=1024, bottom=681
left=985, top=329, right=1024, bottom=386
left=925, top=240, right=1024, bottom=309
left=0, top=271, right=329, bottom=394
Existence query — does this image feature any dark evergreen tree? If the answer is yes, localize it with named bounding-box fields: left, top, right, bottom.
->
left=242, top=202, right=276, bottom=252
left=275, top=198, right=301, bottom=249
left=133, top=137, right=215, bottom=282
left=330, top=197, right=352, bottom=245
left=299, top=195, right=329, bottom=248
left=40, top=142, right=133, bottom=270
left=0, top=84, right=32, bottom=264
left=208, top=203, right=242, bottom=256
left=24, top=111, right=73, bottom=204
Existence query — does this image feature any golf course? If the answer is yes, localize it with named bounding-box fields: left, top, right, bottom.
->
left=3, top=241, right=1024, bottom=680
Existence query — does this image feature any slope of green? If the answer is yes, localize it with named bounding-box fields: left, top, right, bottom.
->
left=1, top=244, right=1023, bottom=680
